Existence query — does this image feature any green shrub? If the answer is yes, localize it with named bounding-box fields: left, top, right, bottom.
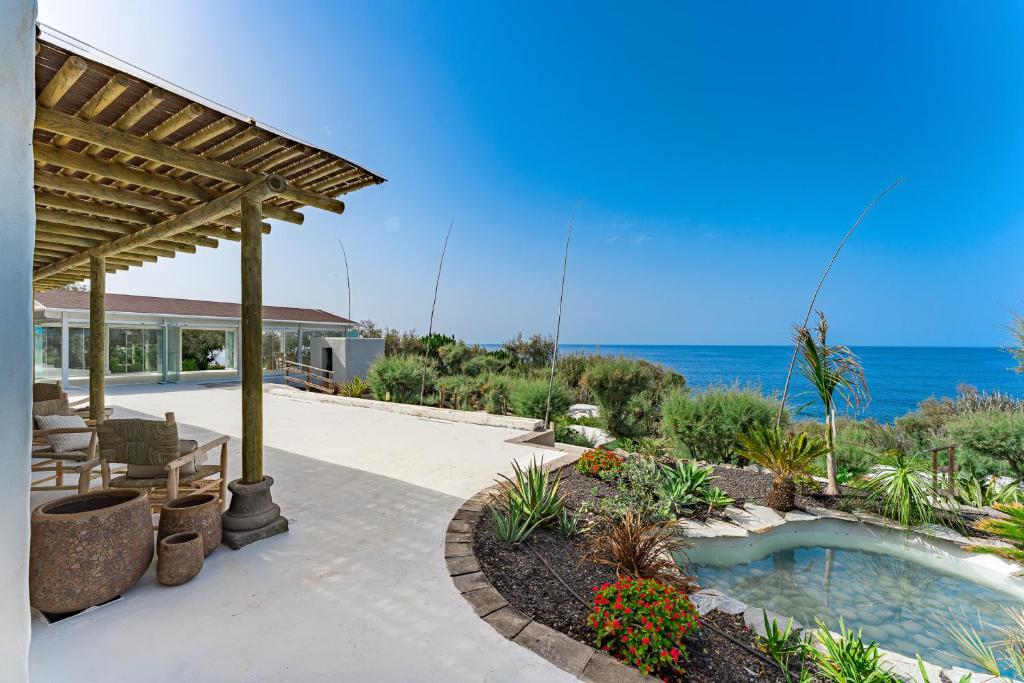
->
left=807, top=618, right=899, bottom=683
left=509, top=378, right=571, bottom=420
left=436, top=342, right=474, bottom=376
left=661, top=385, right=779, bottom=464
left=582, top=357, right=655, bottom=438
left=463, top=353, right=507, bottom=377
left=599, top=456, right=670, bottom=520
left=367, top=355, right=435, bottom=404
left=335, top=376, right=371, bottom=398
left=181, top=357, right=199, bottom=372
left=946, top=410, right=1024, bottom=478
left=481, top=373, right=513, bottom=414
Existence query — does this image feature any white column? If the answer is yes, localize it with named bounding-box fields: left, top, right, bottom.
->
left=60, top=311, right=69, bottom=388
left=0, top=0, right=37, bottom=679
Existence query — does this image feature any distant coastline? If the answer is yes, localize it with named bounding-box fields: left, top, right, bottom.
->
left=480, top=344, right=1024, bottom=422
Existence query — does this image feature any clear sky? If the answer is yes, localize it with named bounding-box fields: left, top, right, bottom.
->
left=37, top=1, right=1024, bottom=346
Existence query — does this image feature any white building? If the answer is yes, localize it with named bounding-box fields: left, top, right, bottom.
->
left=34, top=290, right=356, bottom=386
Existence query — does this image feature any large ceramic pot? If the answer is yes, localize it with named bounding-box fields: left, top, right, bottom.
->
left=158, top=493, right=222, bottom=556
left=30, top=489, right=154, bottom=614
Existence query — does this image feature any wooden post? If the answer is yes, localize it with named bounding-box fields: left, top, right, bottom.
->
left=240, top=195, right=263, bottom=484
left=88, top=256, right=106, bottom=422
left=947, top=446, right=956, bottom=499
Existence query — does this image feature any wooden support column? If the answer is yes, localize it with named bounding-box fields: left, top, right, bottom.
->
left=240, top=195, right=263, bottom=484
left=89, top=256, right=106, bottom=421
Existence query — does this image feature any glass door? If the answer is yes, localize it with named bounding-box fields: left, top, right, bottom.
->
left=163, top=324, right=181, bottom=383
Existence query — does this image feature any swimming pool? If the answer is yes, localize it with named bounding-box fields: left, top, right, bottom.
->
left=684, top=518, right=1024, bottom=669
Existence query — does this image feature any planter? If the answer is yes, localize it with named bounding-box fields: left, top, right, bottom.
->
left=158, top=493, right=222, bottom=556
left=30, top=488, right=154, bottom=614
left=157, top=532, right=204, bottom=586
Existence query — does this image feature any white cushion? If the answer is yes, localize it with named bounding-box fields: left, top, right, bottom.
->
left=35, top=414, right=91, bottom=453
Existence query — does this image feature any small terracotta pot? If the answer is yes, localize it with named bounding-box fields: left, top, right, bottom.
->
left=31, top=488, right=153, bottom=614
left=158, top=493, right=222, bottom=556
left=157, top=532, right=204, bottom=586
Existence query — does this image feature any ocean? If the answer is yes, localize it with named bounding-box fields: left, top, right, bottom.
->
left=543, top=345, right=1024, bottom=423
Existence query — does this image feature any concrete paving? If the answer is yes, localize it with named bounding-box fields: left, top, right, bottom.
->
left=29, top=383, right=575, bottom=683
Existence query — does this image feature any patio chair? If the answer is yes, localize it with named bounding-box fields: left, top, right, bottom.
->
left=31, top=419, right=100, bottom=494
left=95, top=412, right=229, bottom=514
left=32, top=381, right=113, bottom=422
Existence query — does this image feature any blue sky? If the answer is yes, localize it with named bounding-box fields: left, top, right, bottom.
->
left=38, top=1, right=1024, bottom=346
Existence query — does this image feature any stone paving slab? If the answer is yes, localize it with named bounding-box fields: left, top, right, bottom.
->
left=514, top=622, right=594, bottom=677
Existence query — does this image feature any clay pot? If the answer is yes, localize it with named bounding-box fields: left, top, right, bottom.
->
left=158, top=493, right=222, bottom=556
left=157, top=532, right=204, bottom=586
left=30, top=488, right=154, bottom=614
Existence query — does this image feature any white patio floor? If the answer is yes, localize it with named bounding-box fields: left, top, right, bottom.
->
left=29, top=383, right=574, bottom=682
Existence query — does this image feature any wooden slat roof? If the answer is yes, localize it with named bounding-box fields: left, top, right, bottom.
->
left=32, top=29, right=385, bottom=292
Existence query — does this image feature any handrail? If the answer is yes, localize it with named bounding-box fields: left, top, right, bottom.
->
left=283, top=359, right=333, bottom=394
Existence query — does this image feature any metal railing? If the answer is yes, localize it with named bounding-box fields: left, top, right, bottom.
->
left=283, top=360, right=333, bottom=394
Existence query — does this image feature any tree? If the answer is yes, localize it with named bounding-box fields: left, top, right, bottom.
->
left=181, top=329, right=226, bottom=371
left=794, top=312, right=868, bottom=495
left=358, top=319, right=382, bottom=338
left=502, top=333, right=555, bottom=370
left=1010, top=314, right=1024, bottom=373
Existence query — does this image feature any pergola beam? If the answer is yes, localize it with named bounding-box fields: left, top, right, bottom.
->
left=35, top=107, right=345, bottom=214
left=34, top=208, right=223, bottom=249
left=34, top=143, right=305, bottom=225
left=34, top=175, right=286, bottom=281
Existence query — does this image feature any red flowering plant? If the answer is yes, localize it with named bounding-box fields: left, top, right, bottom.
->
left=588, top=576, right=700, bottom=677
left=574, top=448, right=625, bottom=477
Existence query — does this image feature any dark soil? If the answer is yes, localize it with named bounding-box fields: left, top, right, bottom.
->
left=710, top=464, right=868, bottom=512
left=475, top=467, right=827, bottom=682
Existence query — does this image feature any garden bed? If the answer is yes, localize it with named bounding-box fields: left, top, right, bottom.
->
left=473, top=464, right=835, bottom=682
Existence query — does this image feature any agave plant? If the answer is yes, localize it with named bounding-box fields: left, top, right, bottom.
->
left=794, top=312, right=869, bottom=495
left=496, top=457, right=566, bottom=526
left=955, top=469, right=1022, bottom=508
left=335, top=376, right=371, bottom=398
left=862, top=450, right=938, bottom=529
left=735, top=425, right=830, bottom=511
left=967, top=502, right=1024, bottom=562
left=658, top=460, right=716, bottom=516
left=701, top=486, right=734, bottom=512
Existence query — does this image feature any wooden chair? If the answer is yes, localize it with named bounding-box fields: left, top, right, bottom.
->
left=31, top=425, right=100, bottom=494
left=93, top=412, right=229, bottom=514
left=32, top=381, right=113, bottom=422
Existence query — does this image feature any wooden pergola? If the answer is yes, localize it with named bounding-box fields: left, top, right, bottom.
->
left=32, top=34, right=384, bottom=541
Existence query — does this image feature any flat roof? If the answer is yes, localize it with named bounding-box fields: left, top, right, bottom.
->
left=35, top=290, right=354, bottom=325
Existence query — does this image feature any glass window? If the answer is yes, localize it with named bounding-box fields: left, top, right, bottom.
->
left=109, top=327, right=162, bottom=375
left=33, top=326, right=62, bottom=380
left=262, top=329, right=283, bottom=370
left=181, top=329, right=227, bottom=372
left=68, top=327, right=89, bottom=376
left=284, top=328, right=299, bottom=364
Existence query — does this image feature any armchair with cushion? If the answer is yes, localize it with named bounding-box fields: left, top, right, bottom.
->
left=96, top=412, right=229, bottom=514
left=31, top=415, right=100, bottom=494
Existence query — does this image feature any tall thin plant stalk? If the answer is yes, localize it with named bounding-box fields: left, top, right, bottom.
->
left=776, top=178, right=903, bottom=426
left=420, top=220, right=454, bottom=405
left=544, top=203, right=579, bottom=427
left=336, top=238, right=351, bottom=320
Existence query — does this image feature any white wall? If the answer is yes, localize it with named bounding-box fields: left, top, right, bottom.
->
left=0, top=1, right=36, bottom=680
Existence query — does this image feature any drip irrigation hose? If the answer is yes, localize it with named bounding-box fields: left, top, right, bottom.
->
left=521, top=540, right=788, bottom=674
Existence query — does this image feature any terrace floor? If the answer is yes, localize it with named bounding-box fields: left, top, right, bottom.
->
left=29, top=383, right=574, bottom=682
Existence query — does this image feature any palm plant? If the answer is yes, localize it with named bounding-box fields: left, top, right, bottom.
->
left=861, top=450, right=937, bottom=528
left=735, top=425, right=830, bottom=511
left=967, top=502, right=1024, bottom=562
left=794, top=312, right=869, bottom=495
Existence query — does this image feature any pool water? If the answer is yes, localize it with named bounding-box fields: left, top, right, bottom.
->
left=685, top=519, right=1024, bottom=669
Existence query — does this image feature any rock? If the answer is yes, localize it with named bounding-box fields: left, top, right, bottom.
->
left=784, top=510, right=819, bottom=522
left=568, top=404, right=599, bottom=418
left=879, top=648, right=942, bottom=683
left=715, top=595, right=747, bottom=615
left=743, top=606, right=802, bottom=638
left=689, top=592, right=721, bottom=616
left=676, top=518, right=748, bottom=538
left=724, top=504, right=785, bottom=532
left=804, top=506, right=859, bottom=522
